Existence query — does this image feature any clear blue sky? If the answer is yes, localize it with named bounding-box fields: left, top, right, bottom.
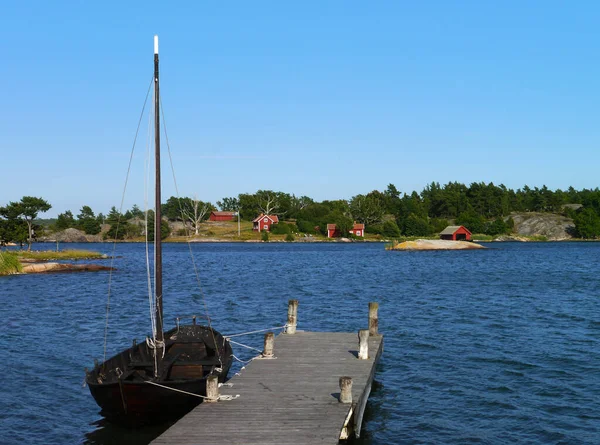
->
left=2, top=1, right=599, bottom=217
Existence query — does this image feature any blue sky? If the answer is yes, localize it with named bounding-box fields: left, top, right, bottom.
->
left=1, top=2, right=599, bottom=217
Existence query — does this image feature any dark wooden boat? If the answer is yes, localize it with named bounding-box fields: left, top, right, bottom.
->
left=86, top=36, right=233, bottom=424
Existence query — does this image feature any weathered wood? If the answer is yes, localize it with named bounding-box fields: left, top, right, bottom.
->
left=369, top=302, right=379, bottom=336
left=263, top=332, right=274, bottom=357
left=358, top=329, right=369, bottom=359
left=286, top=299, right=298, bottom=334
left=339, top=376, right=352, bottom=403
left=205, top=375, right=219, bottom=402
left=152, top=332, right=383, bottom=445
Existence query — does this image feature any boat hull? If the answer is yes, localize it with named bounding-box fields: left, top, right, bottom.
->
left=87, top=324, right=232, bottom=424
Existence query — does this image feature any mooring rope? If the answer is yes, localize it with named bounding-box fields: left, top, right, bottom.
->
left=225, top=325, right=287, bottom=339
left=228, top=339, right=264, bottom=353
left=231, top=353, right=257, bottom=365
left=144, top=379, right=240, bottom=401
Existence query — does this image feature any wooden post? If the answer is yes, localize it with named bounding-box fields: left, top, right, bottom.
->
left=263, top=332, right=274, bottom=357
left=287, top=299, right=299, bottom=334
left=206, top=375, right=219, bottom=402
left=339, top=376, right=352, bottom=403
left=358, top=329, right=369, bottom=359
left=369, top=302, right=379, bottom=336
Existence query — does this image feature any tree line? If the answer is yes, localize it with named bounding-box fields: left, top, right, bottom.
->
left=2, top=182, right=600, bottom=246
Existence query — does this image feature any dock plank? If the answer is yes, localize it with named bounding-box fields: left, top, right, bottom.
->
left=152, top=331, right=383, bottom=445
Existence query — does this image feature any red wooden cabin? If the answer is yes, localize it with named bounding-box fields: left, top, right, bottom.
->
left=209, top=211, right=236, bottom=221
left=252, top=214, right=279, bottom=232
left=439, top=225, right=472, bottom=241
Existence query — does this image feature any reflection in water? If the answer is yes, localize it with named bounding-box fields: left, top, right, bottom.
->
left=83, top=418, right=174, bottom=445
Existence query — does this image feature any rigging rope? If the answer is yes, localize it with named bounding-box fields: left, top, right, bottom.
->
left=103, top=77, right=153, bottom=362
left=159, top=96, right=223, bottom=365
left=144, top=96, right=160, bottom=370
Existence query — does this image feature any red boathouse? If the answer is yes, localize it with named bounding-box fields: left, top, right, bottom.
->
left=439, top=225, right=472, bottom=241
left=209, top=211, right=236, bottom=221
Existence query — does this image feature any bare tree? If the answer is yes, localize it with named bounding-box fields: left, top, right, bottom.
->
left=182, top=196, right=211, bottom=235
left=257, top=192, right=280, bottom=215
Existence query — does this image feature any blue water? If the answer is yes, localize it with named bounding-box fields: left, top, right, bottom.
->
left=1, top=242, right=599, bottom=444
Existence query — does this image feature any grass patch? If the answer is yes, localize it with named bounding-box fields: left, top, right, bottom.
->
left=0, top=251, right=23, bottom=275
left=472, top=234, right=494, bottom=241
left=16, top=249, right=106, bottom=261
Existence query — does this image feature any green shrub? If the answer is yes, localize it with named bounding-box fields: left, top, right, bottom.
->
left=270, top=222, right=294, bottom=235
left=261, top=231, right=269, bottom=242
left=296, top=219, right=317, bottom=234
left=382, top=220, right=401, bottom=238
left=285, top=233, right=295, bottom=242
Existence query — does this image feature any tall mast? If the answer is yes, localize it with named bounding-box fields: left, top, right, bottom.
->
left=153, top=35, right=164, bottom=371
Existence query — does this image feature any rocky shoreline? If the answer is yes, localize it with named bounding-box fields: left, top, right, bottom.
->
left=387, top=239, right=486, bottom=251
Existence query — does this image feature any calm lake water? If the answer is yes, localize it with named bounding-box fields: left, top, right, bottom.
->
left=1, top=242, right=599, bottom=444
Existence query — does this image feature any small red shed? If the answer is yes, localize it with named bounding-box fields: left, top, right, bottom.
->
left=209, top=211, right=236, bottom=221
left=252, top=214, right=279, bottom=232
left=327, top=224, right=340, bottom=238
left=327, top=222, right=365, bottom=238
left=349, top=222, right=365, bottom=237
left=440, top=225, right=472, bottom=241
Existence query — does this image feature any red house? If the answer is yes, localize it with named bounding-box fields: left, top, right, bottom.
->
left=209, top=211, right=236, bottom=221
left=439, top=225, right=472, bottom=241
left=252, top=214, right=279, bottom=232
left=327, top=222, right=365, bottom=238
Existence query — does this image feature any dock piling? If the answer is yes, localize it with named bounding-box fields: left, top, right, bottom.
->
left=206, top=375, right=219, bottom=402
left=358, top=329, right=369, bottom=359
left=339, top=376, right=353, bottom=403
left=286, top=299, right=298, bottom=334
left=263, top=332, right=274, bottom=357
left=369, top=302, right=379, bottom=336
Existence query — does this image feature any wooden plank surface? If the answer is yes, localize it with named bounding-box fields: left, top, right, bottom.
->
left=152, top=331, right=383, bottom=445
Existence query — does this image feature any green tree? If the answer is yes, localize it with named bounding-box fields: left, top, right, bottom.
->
left=485, top=217, right=509, bottom=236
left=147, top=216, right=170, bottom=241
left=56, top=210, right=76, bottom=230
left=349, top=193, right=384, bottom=226
left=381, top=220, right=401, bottom=238
left=456, top=211, right=486, bottom=234
left=0, top=206, right=28, bottom=247
left=574, top=208, right=600, bottom=239
left=78, top=205, right=101, bottom=235
left=1, top=197, right=51, bottom=250
left=105, top=207, right=129, bottom=240
left=217, top=196, right=240, bottom=212
left=403, top=214, right=432, bottom=236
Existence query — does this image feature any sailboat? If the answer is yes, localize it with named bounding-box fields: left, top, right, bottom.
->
left=86, top=36, right=233, bottom=423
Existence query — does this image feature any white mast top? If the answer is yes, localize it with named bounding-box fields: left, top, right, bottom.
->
left=154, top=35, right=159, bottom=54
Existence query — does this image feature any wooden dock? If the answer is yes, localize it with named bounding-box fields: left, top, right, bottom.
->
left=152, top=303, right=383, bottom=445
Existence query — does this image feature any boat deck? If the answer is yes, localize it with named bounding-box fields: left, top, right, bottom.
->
left=151, top=331, right=384, bottom=445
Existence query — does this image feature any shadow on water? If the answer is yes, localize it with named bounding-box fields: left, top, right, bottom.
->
left=83, top=418, right=174, bottom=445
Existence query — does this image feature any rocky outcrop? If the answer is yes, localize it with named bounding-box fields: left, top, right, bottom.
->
left=47, top=228, right=104, bottom=243
left=21, top=262, right=114, bottom=273
left=509, top=212, right=575, bottom=241
left=387, top=239, right=485, bottom=251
